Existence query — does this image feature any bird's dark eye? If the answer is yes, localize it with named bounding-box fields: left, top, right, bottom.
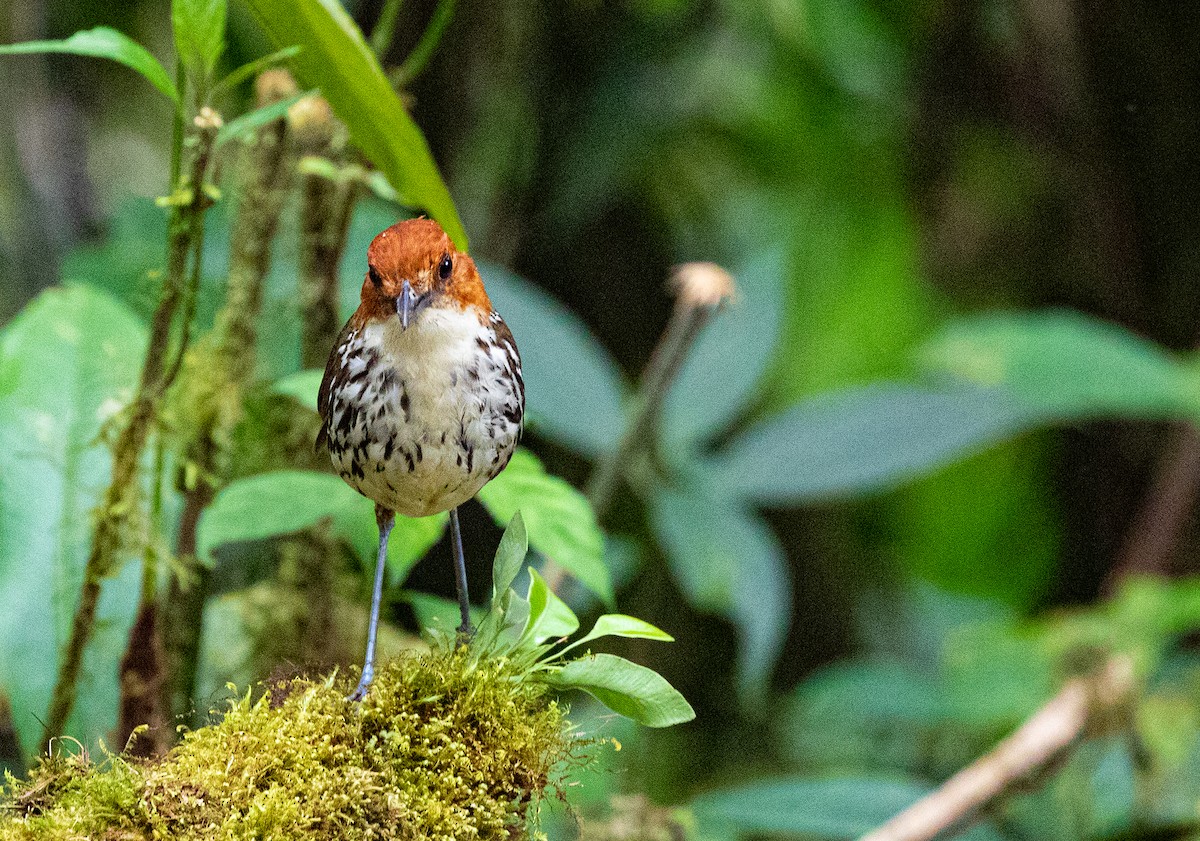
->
left=368, top=266, right=383, bottom=287
left=438, top=253, right=453, bottom=281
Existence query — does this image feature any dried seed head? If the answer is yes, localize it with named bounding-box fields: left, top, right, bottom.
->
left=288, top=94, right=336, bottom=152
left=194, top=106, right=223, bottom=132
left=670, top=261, right=736, bottom=309
left=254, top=68, right=298, bottom=107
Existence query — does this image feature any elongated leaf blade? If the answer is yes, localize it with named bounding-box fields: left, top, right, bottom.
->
left=651, top=488, right=789, bottom=697
left=577, top=614, right=674, bottom=646
left=921, top=309, right=1200, bottom=420
left=173, top=0, right=227, bottom=74
left=0, top=27, right=177, bottom=101
left=0, top=285, right=147, bottom=755
left=480, top=261, right=628, bottom=458
left=547, top=653, right=695, bottom=728
left=492, top=512, right=528, bottom=605
left=479, top=448, right=613, bottom=605
left=199, top=470, right=445, bottom=582
left=692, top=776, right=1005, bottom=840
left=215, top=89, right=313, bottom=148
left=707, top=383, right=1040, bottom=504
left=240, top=0, right=466, bottom=247
left=523, top=567, right=579, bottom=644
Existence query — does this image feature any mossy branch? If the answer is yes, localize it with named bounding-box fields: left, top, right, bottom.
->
left=41, top=111, right=221, bottom=750
left=4, top=650, right=579, bottom=841
left=158, top=71, right=299, bottom=731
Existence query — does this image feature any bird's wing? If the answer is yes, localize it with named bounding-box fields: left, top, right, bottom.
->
left=315, top=321, right=356, bottom=452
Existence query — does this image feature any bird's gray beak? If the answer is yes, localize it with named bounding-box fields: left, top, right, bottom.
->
left=398, top=280, right=415, bottom=330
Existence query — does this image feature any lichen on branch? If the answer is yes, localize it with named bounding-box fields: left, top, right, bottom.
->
left=2, top=648, right=580, bottom=840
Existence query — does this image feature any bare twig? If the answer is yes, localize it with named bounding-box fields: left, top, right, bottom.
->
left=540, top=264, right=734, bottom=594
left=858, top=656, right=1135, bottom=841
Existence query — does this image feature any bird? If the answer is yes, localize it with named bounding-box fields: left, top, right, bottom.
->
left=316, top=218, right=524, bottom=700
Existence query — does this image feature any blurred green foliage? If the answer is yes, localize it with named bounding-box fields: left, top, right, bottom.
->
left=6, top=0, right=1200, bottom=838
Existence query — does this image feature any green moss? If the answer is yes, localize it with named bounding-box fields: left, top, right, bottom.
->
left=1, top=649, right=575, bottom=839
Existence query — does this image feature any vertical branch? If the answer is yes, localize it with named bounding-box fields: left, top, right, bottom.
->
left=41, top=110, right=222, bottom=749
left=293, top=94, right=359, bottom=369
left=158, top=71, right=298, bottom=728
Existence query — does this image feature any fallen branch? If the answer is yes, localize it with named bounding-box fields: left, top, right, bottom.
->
left=858, top=655, right=1135, bottom=841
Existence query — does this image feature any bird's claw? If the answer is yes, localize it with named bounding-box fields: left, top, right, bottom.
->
left=347, top=670, right=373, bottom=702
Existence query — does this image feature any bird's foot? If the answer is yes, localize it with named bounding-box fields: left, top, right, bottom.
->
left=347, top=667, right=374, bottom=702
left=455, top=623, right=475, bottom=646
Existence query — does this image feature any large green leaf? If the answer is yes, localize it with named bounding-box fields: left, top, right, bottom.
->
left=661, top=250, right=784, bottom=455
left=706, top=383, right=1040, bottom=504
left=546, top=653, right=695, bottom=728
left=199, top=471, right=446, bottom=583
left=173, top=0, right=227, bottom=76
left=0, top=27, right=178, bottom=102
left=239, top=0, right=466, bottom=247
left=691, top=776, right=1005, bottom=840
left=521, top=567, right=579, bottom=645
left=480, top=260, right=628, bottom=458
left=651, top=487, right=789, bottom=697
left=921, top=310, right=1200, bottom=420
left=0, top=285, right=148, bottom=755
left=478, top=448, right=613, bottom=605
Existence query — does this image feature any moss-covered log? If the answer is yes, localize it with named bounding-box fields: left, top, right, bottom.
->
left=1, top=649, right=577, bottom=840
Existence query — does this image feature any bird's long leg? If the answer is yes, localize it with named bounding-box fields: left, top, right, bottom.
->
left=449, top=507, right=473, bottom=636
left=349, top=505, right=395, bottom=701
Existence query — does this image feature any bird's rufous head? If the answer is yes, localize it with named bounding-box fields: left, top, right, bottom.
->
left=357, top=218, right=490, bottom=328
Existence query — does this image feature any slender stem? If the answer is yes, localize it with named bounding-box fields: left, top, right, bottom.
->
left=169, top=63, right=186, bottom=190
left=41, top=112, right=221, bottom=749
left=369, top=0, right=405, bottom=59
left=390, top=0, right=458, bottom=87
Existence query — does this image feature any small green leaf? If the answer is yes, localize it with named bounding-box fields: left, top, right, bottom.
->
left=241, top=0, right=466, bottom=246
left=213, top=45, right=301, bottom=96
left=522, top=568, right=579, bottom=645
left=199, top=471, right=446, bottom=583
left=491, top=512, right=528, bottom=605
left=0, top=27, right=178, bottom=102
left=272, top=368, right=323, bottom=411
left=546, top=653, right=694, bottom=728
left=921, top=310, right=1200, bottom=420
left=215, top=89, right=314, bottom=148
left=479, top=448, right=613, bottom=605
left=173, top=0, right=227, bottom=75
left=574, top=614, right=674, bottom=647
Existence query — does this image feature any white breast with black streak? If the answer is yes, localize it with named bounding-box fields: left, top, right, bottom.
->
left=325, top=308, right=523, bottom=518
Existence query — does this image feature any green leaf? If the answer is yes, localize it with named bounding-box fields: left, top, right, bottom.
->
left=662, top=250, right=784, bottom=453
left=0, top=27, right=178, bottom=102
left=522, top=567, right=579, bottom=645
left=240, top=0, right=466, bottom=247
left=215, top=89, right=314, bottom=148
left=173, top=0, right=227, bottom=76
left=691, top=776, right=1006, bottom=840
left=272, top=368, right=322, bottom=412
left=479, top=261, right=628, bottom=458
left=651, top=488, right=789, bottom=698
left=921, top=310, right=1200, bottom=421
left=0, top=285, right=148, bottom=755
left=707, top=383, right=1040, bottom=504
left=546, top=653, right=695, bottom=728
left=199, top=471, right=446, bottom=582
left=492, top=512, right=528, bottom=605
left=574, top=614, right=674, bottom=647
left=214, top=45, right=301, bottom=96
left=478, top=448, right=613, bottom=605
